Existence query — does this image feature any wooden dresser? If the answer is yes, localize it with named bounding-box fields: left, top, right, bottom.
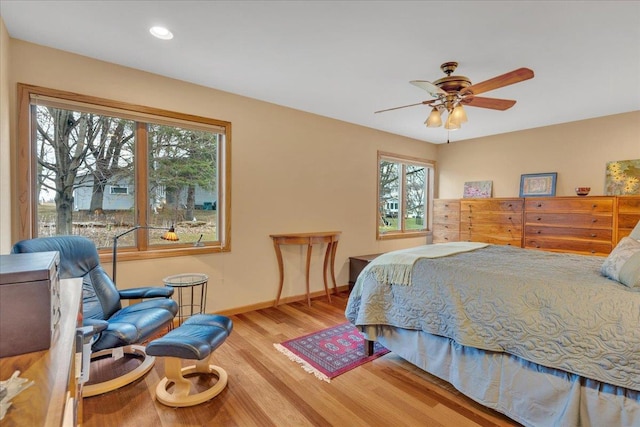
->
left=433, top=195, right=640, bottom=256
left=460, top=198, right=524, bottom=246
left=432, top=199, right=460, bottom=243
left=523, top=196, right=614, bottom=256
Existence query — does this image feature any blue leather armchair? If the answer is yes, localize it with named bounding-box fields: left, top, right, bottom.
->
left=12, top=235, right=178, bottom=396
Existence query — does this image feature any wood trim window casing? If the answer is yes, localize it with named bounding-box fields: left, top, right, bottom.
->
left=16, top=83, right=232, bottom=262
left=377, top=151, right=435, bottom=241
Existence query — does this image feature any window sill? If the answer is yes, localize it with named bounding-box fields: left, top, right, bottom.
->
left=100, top=244, right=229, bottom=265
left=377, top=230, right=430, bottom=240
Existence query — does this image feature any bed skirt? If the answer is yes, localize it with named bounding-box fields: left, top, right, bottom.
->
left=360, top=325, right=640, bottom=427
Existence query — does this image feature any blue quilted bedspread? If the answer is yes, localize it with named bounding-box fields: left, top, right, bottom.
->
left=345, top=244, right=640, bottom=391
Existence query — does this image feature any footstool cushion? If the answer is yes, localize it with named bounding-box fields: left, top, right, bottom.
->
left=146, top=314, right=233, bottom=407
left=147, top=314, right=233, bottom=360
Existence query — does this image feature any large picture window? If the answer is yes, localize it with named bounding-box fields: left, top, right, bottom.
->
left=377, top=151, right=434, bottom=239
left=17, top=84, right=231, bottom=260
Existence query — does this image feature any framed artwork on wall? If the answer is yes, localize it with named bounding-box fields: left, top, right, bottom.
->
left=519, top=172, right=557, bottom=197
left=463, top=180, right=493, bottom=198
left=605, top=159, right=640, bottom=195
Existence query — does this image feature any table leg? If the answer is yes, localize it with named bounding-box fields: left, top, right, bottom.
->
left=305, top=243, right=312, bottom=307
left=322, top=243, right=332, bottom=303
left=329, top=240, right=339, bottom=295
left=273, top=240, right=285, bottom=307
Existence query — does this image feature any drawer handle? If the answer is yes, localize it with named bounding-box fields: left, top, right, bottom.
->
left=444, top=215, right=448, bottom=218
left=444, top=237, right=449, bottom=240
left=537, top=217, right=542, bottom=221
left=444, top=204, right=449, bottom=207
left=508, top=216, right=512, bottom=220
left=591, top=250, right=596, bottom=254
left=508, top=204, right=512, bottom=207
left=508, top=229, right=511, bottom=232
left=445, top=225, right=449, bottom=229
left=536, top=230, right=541, bottom=234
left=592, top=204, right=597, bottom=208
left=537, top=203, right=542, bottom=207
left=592, top=219, right=597, bottom=223
left=536, top=245, right=540, bottom=248
left=591, top=233, right=596, bottom=237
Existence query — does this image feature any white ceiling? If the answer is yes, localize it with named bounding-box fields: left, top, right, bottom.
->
left=2, top=1, right=639, bottom=144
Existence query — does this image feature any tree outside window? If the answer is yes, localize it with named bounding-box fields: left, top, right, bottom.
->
left=378, top=151, right=434, bottom=239
left=18, top=84, right=230, bottom=258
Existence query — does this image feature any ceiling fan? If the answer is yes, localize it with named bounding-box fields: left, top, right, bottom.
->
left=375, top=61, right=534, bottom=133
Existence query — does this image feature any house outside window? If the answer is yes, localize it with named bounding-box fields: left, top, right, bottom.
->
left=17, top=84, right=231, bottom=260
left=377, top=151, right=434, bottom=239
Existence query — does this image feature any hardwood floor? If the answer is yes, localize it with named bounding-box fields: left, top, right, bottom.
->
left=82, top=294, right=520, bottom=427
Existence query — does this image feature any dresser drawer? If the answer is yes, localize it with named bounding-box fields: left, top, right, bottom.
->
left=524, top=212, right=612, bottom=229
left=461, top=199, right=523, bottom=212
left=433, top=211, right=460, bottom=224
left=525, top=197, right=613, bottom=213
left=525, top=225, right=612, bottom=242
left=462, top=223, right=522, bottom=235
left=618, top=213, right=640, bottom=229
left=618, top=196, right=640, bottom=212
left=432, top=230, right=460, bottom=243
left=460, top=232, right=522, bottom=246
left=524, top=237, right=611, bottom=256
left=434, top=199, right=460, bottom=210
left=461, top=211, right=522, bottom=224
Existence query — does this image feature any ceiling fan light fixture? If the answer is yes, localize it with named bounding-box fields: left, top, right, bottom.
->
left=425, top=107, right=442, bottom=127
left=445, top=113, right=461, bottom=130
left=451, top=104, right=468, bottom=124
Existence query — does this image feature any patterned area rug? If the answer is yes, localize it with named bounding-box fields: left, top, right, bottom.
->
left=274, top=322, right=389, bottom=382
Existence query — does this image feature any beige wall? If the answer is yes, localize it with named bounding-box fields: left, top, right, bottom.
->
left=5, top=39, right=436, bottom=312
left=437, top=112, right=640, bottom=199
left=5, top=36, right=639, bottom=313
left=0, top=18, right=11, bottom=253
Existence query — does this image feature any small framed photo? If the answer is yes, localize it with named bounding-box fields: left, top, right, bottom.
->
left=463, top=180, right=493, bottom=198
left=519, top=172, right=557, bottom=197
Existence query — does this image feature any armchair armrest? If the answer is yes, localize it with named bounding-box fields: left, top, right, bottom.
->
left=83, top=318, right=109, bottom=334
left=118, top=286, right=174, bottom=299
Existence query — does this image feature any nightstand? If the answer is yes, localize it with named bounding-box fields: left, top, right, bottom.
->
left=348, top=253, right=383, bottom=291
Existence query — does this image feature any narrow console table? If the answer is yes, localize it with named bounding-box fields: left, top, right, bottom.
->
left=270, top=231, right=341, bottom=307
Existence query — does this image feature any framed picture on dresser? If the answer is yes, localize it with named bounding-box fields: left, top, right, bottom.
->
left=519, top=172, right=557, bottom=197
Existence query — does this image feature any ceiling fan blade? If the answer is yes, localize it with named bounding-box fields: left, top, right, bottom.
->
left=410, top=80, right=448, bottom=97
left=461, top=96, right=517, bottom=110
left=374, top=100, right=435, bottom=114
left=460, top=68, right=534, bottom=96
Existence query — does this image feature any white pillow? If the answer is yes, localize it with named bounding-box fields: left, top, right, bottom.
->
left=601, top=237, right=640, bottom=288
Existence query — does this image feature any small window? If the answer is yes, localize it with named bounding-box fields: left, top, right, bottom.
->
left=377, top=151, right=434, bottom=239
left=110, top=186, right=129, bottom=195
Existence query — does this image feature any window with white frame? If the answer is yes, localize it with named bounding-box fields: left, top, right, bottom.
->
left=377, top=151, right=434, bottom=239
left=17, top=84, right=231, bottom=258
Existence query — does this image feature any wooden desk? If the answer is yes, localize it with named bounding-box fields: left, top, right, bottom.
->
left=0, top=278, right=83, bottom=427
left=270, top=231, right=341, bottom=307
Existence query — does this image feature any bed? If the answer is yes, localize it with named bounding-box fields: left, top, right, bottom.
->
left=345, top=236, right=640, bottom=427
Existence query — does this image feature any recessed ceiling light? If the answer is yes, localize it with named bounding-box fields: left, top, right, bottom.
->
left=149, top=26, right=173, bottom=40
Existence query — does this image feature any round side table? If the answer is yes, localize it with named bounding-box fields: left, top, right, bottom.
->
left=163, top=273, right=208, bottom=327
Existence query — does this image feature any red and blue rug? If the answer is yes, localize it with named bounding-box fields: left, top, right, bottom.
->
left=274, top=322, right=389, bottom=382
